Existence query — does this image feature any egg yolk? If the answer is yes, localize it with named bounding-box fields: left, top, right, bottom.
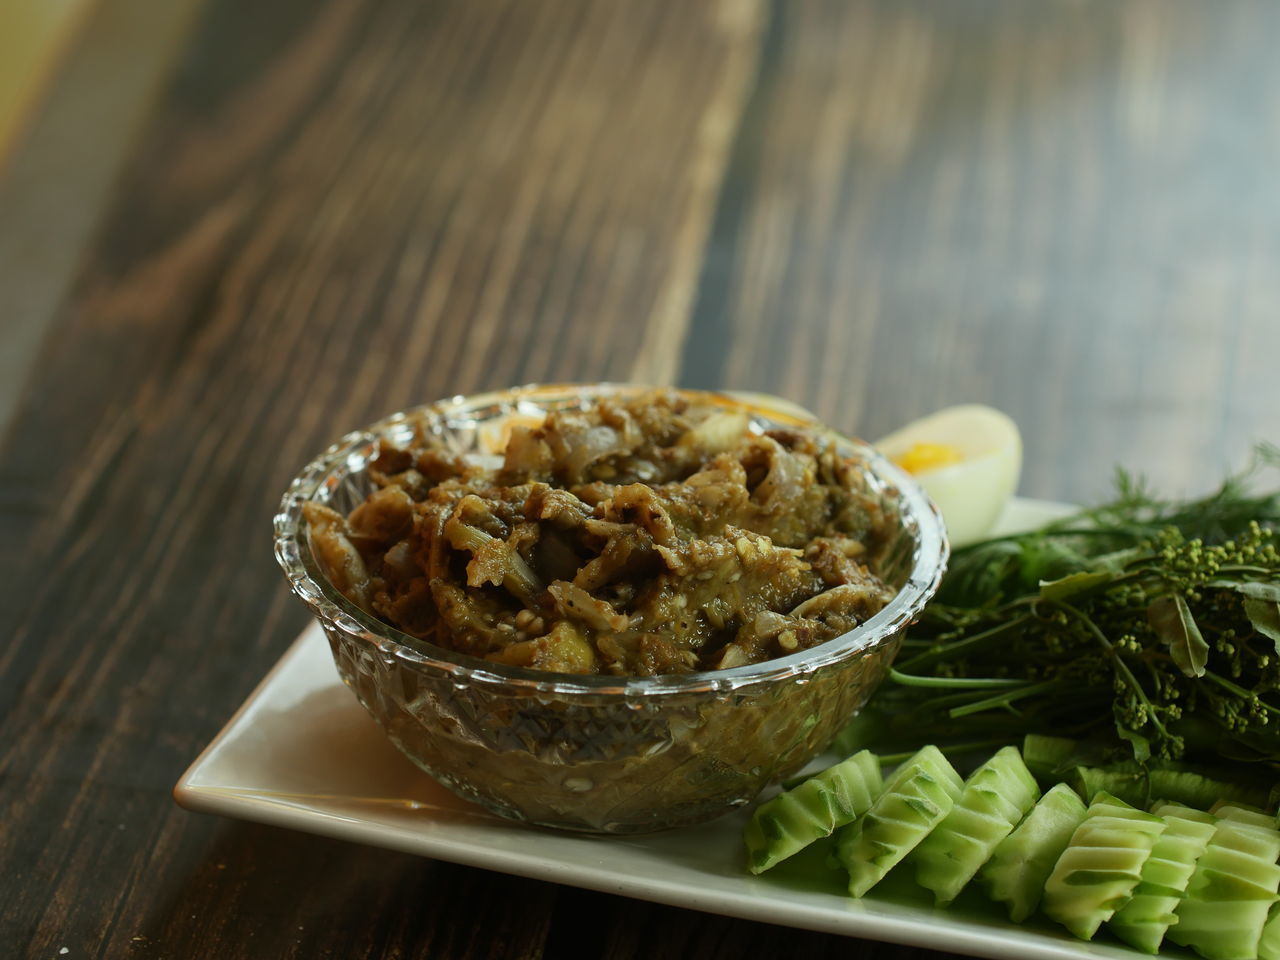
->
left=893, top=442, right=965, bottom=475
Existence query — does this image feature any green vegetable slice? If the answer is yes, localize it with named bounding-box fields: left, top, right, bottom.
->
left=743, top=749, right=883, bottom=874
left=1108, top=802, right=1218, bottom=954
left=1259, top=903, right=1280, bottom=960
left=835, top=745, right=963, bottom=898
left=1147, top=770, right=1272, bottom=812
left=1151, top=799, right=1217, bottom=825
left=912, top=746, right=1040, bottom=904
left=1071, top=765, right=1151, bottom=808
left=1168, top=818, right=1280, bottom=960
left=1021, top=734, right=1079, bottom=784
left=1071, top=764, right=1272, bottom=811
left=1210, top=800, right=1277, bottom=830
left=979, top=782, right=1088, bottom=923
left=1041, top=791, right=1166, bottom=940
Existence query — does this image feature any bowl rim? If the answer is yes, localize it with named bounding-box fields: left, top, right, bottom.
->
left=273, top=383, right=949, bottom=698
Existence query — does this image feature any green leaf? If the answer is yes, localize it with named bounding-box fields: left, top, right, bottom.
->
left=1244, top=597, right=1280, bottom=652
left=1092, top=546, right=1147, bottom=572
left=1207, top=579, right=1280, bottom=603
left=1038, top=570, right=1115, bottom=603
left=1147, top=594, right=1209, bottom=678
left=1238, top=581, right=1280, bottom=603
left=1115, top=724, right=1152, bottom=764
left=1019, top=537, right=1093, bottom=587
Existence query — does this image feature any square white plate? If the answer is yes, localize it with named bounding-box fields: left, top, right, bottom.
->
left=177, top=498, right=1171, bottom=960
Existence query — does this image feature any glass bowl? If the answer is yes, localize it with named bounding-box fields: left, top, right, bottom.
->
left=273, top=384, right=948, bottom=834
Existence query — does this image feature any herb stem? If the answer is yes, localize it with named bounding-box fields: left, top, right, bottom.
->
left=1049, top=598, right=1170, bottom=739
left=896, top=613, right=1033, bottom=671
left=888, top=669, right=1027, bottom=690
left=948, top=680, right=1069, bottom=719
left=1202, top=671, right=1280, bottom=717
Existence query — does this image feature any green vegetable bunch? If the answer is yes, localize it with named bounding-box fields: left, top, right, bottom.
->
left=857, top=446, right=1280, bottom=769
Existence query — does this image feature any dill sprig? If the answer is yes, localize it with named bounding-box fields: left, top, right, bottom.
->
left=856, top=445, right=1280, bottom=770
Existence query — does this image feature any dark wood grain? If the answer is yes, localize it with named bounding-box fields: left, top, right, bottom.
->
left=683, top=0, right=1280, bottom=504
left=1, top=0, right=763, bottom=956
left=4, top=0, right=1280, bottom=958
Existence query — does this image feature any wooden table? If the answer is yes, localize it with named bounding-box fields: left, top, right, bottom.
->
left=5, top=1, right=1280, bottom=957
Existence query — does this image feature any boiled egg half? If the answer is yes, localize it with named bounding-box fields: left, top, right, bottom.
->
left=875, top=404, right=1022, bottom=547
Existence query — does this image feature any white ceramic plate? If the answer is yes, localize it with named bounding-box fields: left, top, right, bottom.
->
left=177, top=498, right=1170, bottom=960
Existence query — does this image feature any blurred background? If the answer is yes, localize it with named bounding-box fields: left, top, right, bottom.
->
left=4, top=0, right=1278, bottom=503
left=4, top=2, right=1280, bottom=958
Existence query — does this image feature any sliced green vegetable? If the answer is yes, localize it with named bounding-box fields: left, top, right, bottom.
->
left=743, top=750, right=883, bottom=874
left=1151, top=799, right=1217, bottom=825
left=913, top=746, right=1040, bottom=904
left=1168, top=818, right=1280, bottom=960
left=979, top=782, right=1088, bottom=922
left=1071, top=765, right=1150, bottom=808
left=1108, top=803, right=1217, bottom=954
left=1071, top=763, right=1273, bottom=812
left=1148, top=770, right=1273, bottom=812
left=1258, top=903, right=1280, bottom=960
left=1209, top=800, right=1276, bottom=830
left=834, top=745, right=963, bottom=898
left=1041, top=791, right=1166, bottom=940
left=749, top=737, right=1280, bottom=955
left=1021, top=734, right=1079, bottom=784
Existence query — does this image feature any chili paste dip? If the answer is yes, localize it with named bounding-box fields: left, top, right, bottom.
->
left=305, top=390, right=894, bottom=676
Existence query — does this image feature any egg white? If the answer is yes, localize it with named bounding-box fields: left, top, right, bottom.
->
left=875, top=405, right=1022, bottom=547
